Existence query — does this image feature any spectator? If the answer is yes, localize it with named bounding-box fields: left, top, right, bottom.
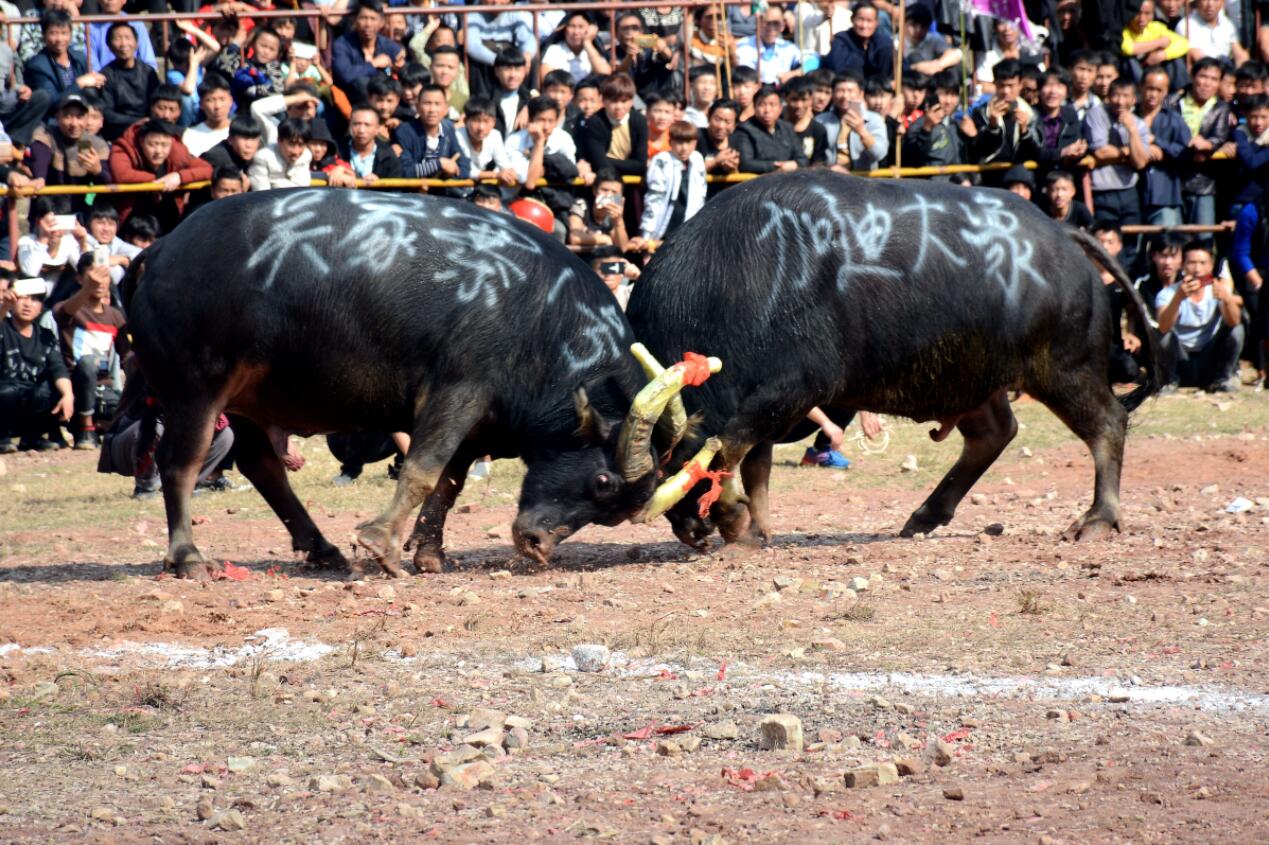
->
left=428, top=45, right=468, bottom=119
left=341, top=105, right=402, bottom=181
left=573, top=77, right=602, bottom=127
left=249, top=81, right=321, bottom=146
left=1093, top=51, right=1120, bottom=100
left=863, top=77, right=901, bottom=166
left=1085, top=77, right=1150, bottom=261
left=1029, top=68, right=1087, bottom=178
left=83, top=203, right=139, bottom=286
left=86, top=0, right=156, bottom=73
left=364, top=76, right=405, bottom=144
left=100, top=21, right=159, bottom=140
left=396, top=84, right=468, bottom=181
left=901, top=70, right=967, bottom=172
left=209, top=165, right=247, bottom=200
left=17, top=0, right=86, bottom=66
left=580, top=73, right=648, bottom=180
left=465, top=0, right=537, bottom=99
left=1002, top=163, right=1035, bottom=201
left=544, top=70, right=581, bottom=134
left=646, top=93, right=678, bottom=158
left=1019, top=66, right=1043, bottom=108
left=287, top=42, right=332, bottom=93
left=1185, top=0, right=1249, bottom=65
left=976, top=18, right=1045, bottom=94
left=589, top=246, right=640, bottom=310
left=471, top=183, right=506, bottom=214
left=613, top=13, right=680, bottom=100
left=120, top=213, right=159, bottom=250
left=505, top=95, right=578, bottom=224
left=109, top=85, right=192, bottom=188
left=201, top=114, right=264, bottom=186
left=307, top=118, right=356, bottom=188
left=456, top=97, right=513, bottom=189
left=684, top=66, right=718, bottom=128
left=1138, top=67, right=1191, bottom=226
left=332, top=0, right=404, bottom=99
left=1055, top=0, right=1091, bottom=66
left=52, top=253, right=127, bottom=449
left=735, top=84, right=809, bottom=174
left=0, top=278, right=73, bottom=453
left=490, top=48, right=530, bottom=138
left=902, top=2, right=962, bottom=78
left=1135, top=233, right=1185, bottom=318
left=249, top=116, right=313, bottom=190
left=808, top=67, right=836, bottom=114
left=818, top=71, right=888, bottom=170
left=1065, top=49, right=1102, bottom=120
left=541, top=11, right=611, bottom=81
left=1231, top=193, right=1269, bottom=385
left=18, top=196, right=85, bottom=297
left=1231, top=93, right=1269, bottom=217
left=1169, top=57, right=1234, bottom=229
left=1121, top=0, right=1189, bottom=89
left=898, top=71, right=930, bottom=131
left=1044, top=169, right=1095, bottom=227
left=784, top=76, right=828, bottom=165
left=568, top=168, right=637, bottom=250
left=113, top=119, right=211, bottom=230
left=824, top=1, right=893, bottom=82
left=969, top=59, right=1038, bottom=181
left=23, top=9, right=103, bottom=105
left=1233, top=60, right=1267, bottom=114
left=790, top=0, right=852, bottom=62
left=182, top=74, right=234, bottom=157
left=99, top=393, right=235, bottom=499
left=28, top=91, right=111, bottom=208
left=730, top=65, right=761, bottom=123
left=699, top=98, right=741, bottom=190
left=641, top=120, right=706, bottom=243
left=689, top=6, right=738, bottom=73
left=231, top=27, right=287, bottom=105
left=1156, top=240, right=1244, bottom=393
left=0, top=39, right=51, bottom=148
left=736, top=4, right=802, bottom=86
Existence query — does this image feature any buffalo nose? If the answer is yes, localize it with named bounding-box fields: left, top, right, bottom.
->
left=513, top=525, right=557, bottom=565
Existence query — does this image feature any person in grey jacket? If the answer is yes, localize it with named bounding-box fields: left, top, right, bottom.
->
left=815, top=71, right=888, bottom=170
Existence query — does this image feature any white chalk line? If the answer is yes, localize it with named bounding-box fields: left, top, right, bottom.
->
left=3, top=632, right=1266, bottom=715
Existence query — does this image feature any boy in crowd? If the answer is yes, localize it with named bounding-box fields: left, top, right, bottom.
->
left=730, top=65, right=760, bottom=123
left=491, top=48, right=531, bottom=137
left=684, top=66, right=718, bottom=128
left=969, top=59, right=1037, bottom=181
left=1029, top=69, right=1087, bottom=178
left=1085, top=77, right=1150, bottom=263
left=113, top=118, right=211, bottom=231
left=641, top=120, right=706, bottom=243
left=900, top=71, right=966, bottom=171
left=397, top=84, right=468, bottom=181
left=1002, top=164, right=1035, bottom=201
left=699, top=98, right=741, bottom=192
left=736, top=85, right=808, bottom=173
left=580, top=73, right=648, bottom=180
left=341, top=105, right=402, bottom=181
left=568, top=168, right=638, bottom=250
left=182, top=75, right=235, bottom=158
left=1093, top=51, right=1120, bottom=101
left=818, top=72, right=888, bottom=170
left=0, top=278, right=73, bottom=453
left=543, top=70, right=581, bottom=134
left=83, top=204, right=139, bottom=286
left=429, top=46, right=468, bottom=118
left=231, top=27, right=287, bottom=105
left=863, top=77, right=902, bottom=167
left=201, top=114, right=264, bottom=187
left=471, top=184, right=506, bottom=214
left=784, top=76, right=828, bottom=164
left=1044, top=169, right=1094, bottom=228
left=53, top=253, right=128, bottom=449
left=456, top=97, right=515, bottom=189
left=506, top=95, right=579, bottom=227
left=1066, top=49, right=1102, bottom=120
left=210, top=166, right=246, bottom=200
left=1156, top=240, right=1245, bottom=393
left=1170, top=56, right=1234, bottom=228
left=248, top=117, right=313, bottom=190
left=366, top=76, right=407, bottom=146
left=121, top=214, right=159, bottom=250
left=589, top=246, right=640, bottom=310
left=28, top=91, right=111, bottom=210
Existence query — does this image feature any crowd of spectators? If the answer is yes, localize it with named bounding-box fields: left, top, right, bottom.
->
left=4, top=0, right=1269, bottom=463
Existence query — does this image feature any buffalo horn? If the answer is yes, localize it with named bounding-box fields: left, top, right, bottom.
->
left=617, top=348, right=722, bottom=482
left=635, top=437, right=723, bottom=523
left=630, top=343, right=689, bottom=451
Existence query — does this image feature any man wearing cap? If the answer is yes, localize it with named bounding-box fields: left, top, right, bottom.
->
left=111, top=118, right=212, bottom=231
left=0, top=277, right=73, bottom=453
left=27, top=91, right=111, bottom=208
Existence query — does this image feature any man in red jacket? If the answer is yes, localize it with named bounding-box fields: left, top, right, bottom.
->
left=110, top=119, right=213, bottom=232
left=107, top=86, right=191, bottom=190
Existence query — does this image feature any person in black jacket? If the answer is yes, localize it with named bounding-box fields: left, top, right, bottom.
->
left=340, top=105, right=403, bottom=181
left=823, top=1, right=894, bottom=82
left=579, top=72, right=648, bottom=179
left=735, top=85, right=810, bottom=174
left=200, top=114, right=264, bottom=185
left=0, top=278, right=74, bottom=453
left=1031, top=68, right=1088, bottom=181
left=100, top=21, right=158, bottom=141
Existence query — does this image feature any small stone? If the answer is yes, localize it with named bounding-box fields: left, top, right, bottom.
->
left=549, top=674, right=572, bottom=688
left=376, top=585, right=396, bottom=601
left=702, top=721, right=739, bottom=740
left=264, top=590, right=284, bottom=603
left=30, top=681, right=59, bottom=702
left=984, top=523, right=1004, bottom=536
left=894, top=731, right=921, bottom=750
left=194, top=798, right=214, bottom=821
left=398, top=642, right=418, bottom=658
left=893, top=757, right=926, bottom=777
left=1184, top=730, right=1213, bottom=747
left=758, top=714, right=804, bottom=751
left=200, top=774, right=221, bottom=789
left=310, top=774, right=353, bottom=793
left=571, top=644, right=611, bottom=672
left=504, top=715, right=533, bottom=731
left=464, top=728, right=505, bottom=748
left=818, top=728, right=844, bottom=744
left=844, top=763, right=899, bottom=788
left=849, top=576, right=870, bottom=592
left=942, top=787, right=964, bottom=801
left=1046, top=709, right=1069, bottom=723
left=414, top=771, right=440, bottom=790
left=430, top=745, right=483, bottom=773
left=1107, top=688, right=1130, bottom=703
left=928, top=739, right=954, bottom=767
left=679, top=736, right=701, bottom=753
left=266, top=772, right=295, bottom=788
left=160, top=599, right=184, bottom=614
left=439, top=760, right=495, bottom=790
left=226, top=756, right=255, bottom=773
left=90, top=806, right=116, bottom=823
left=210, top=809, right=246, bottom=831
left=900, top=454, right=919, bottom=472
left=811, top=637, right=847, bottom=653
left=504, top=727, right=529, bottom=751
left=467, top=708, right=506, bottom=732
left=365, top=773, right=396, bottom=794
left=656, top=740, right=682, bottom=757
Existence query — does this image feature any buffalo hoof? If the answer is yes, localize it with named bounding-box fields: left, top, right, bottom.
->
left=355, top=521, right=406, bottom=577
left=715, top=503, right=752, bottom=545
left=347, top=555, right=408, bottom=579
left=1063, top=516, right=1118, bottom=542
left=900, top=508, right=950, bottom=538
left=412, top=545, right=448, bottom=574
left=714, top=537, right=763, bottom=561
left=302, top=542, right=349, bottom=573
left=167, top=555, right=221, bottom=581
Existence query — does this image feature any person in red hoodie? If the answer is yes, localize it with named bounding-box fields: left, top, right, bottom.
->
left=110, top=119, right=213, bottom=232
left=107, top=85, right=191, bottom=189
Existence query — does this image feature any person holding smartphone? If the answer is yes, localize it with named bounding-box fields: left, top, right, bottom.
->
left=1155, top=241, right=1245, bottom=393
left=589, top=246, right=640, bottom=310
left=815, top=71, right=887, bottom=171
left=0, top=276, right=74, bottom=454
left=27, top=92, right=111, bottom=221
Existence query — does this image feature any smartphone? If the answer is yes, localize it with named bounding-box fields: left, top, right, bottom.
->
left=93, top=246, right=109, bottom=267
left=600, top=261, right=625, bottom=276
left=13, top=278, right=47, bottom=297
left=52, top=214, right=77, bottom=232
left=77, top=139, right=92, bottom=153
left=1196, top=274, right=1215, bottom=287
left=847, top=101, right=863, bottom=117
left=634, top=33, right=658, bottom=49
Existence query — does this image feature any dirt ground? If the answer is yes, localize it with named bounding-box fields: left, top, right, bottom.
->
left=1, top=390, right=1267, bottom=844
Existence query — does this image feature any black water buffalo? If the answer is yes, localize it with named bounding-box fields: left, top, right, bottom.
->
left=123, top=189, right=714, bottom=578
left=626, top=171, right=1163, bottom=548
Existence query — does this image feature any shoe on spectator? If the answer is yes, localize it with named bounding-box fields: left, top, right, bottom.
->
left=332, top=472, right=356, bottom=486
left=133, top=485, right=160, bottom=500
left=801, top=447, right=851, bottom=469
left=0, top=438, right=16, bottom=454
left=1156, top=382, right=1179, bottom=396
left=74, top=429, right=99, bottom=450
left=468, top=460, right=492, bottom=480
left=1206, top=377, right=1239, bottom=394
left=194, top=476, right=236, bottom=494
left=34, top=437, right=63, bottom=451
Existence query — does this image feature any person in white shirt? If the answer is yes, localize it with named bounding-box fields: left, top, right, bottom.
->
left=505, top=96, right=578, bottom=188
left=540, top=11, right=612, bottom=81
left=735, top=4, right=803, bottom=85
left=1184, top=0, right=1250, bottom=65
left=455, top=97, right=517, bottom=190
left=683, top=67, right=718, bottom=128
left=83, top=204, right=140, bottom=286
left=18, top=197, right=85, bottom=297
left=248, top=118, right=313, bottom=190
left=640, top=120, right=706, bottom=242
left=182, top=75, right=235, bottom=158
left=1155, top=240, right=1244, bottom=392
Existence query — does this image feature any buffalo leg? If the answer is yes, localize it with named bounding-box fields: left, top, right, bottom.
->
left=231, top=418, right=348, bottom=572
left=409, top=449, right=476, bottom=574
left=355, top=391, right=484, bottom=576
left=158, top=400, right=220, bottom=579
left=739, top=440, right=775, bottom=544
left=714, top=439, right=756, bottom=544
left=901, top=391, right=1017, bottom=537
left=1033, top=378, right=1127, bottom=541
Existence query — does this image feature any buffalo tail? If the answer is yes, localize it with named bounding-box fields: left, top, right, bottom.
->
left=1066, top=227, right=1164, bottom=413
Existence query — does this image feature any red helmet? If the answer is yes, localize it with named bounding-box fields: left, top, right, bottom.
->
left=508, top=197, right=555, bottom=234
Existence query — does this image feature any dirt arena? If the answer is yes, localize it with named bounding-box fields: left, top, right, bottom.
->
left=1, top=390, right=1267, bottom=844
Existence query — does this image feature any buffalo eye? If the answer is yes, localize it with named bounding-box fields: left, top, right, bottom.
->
left=592, top=472, right=621, bottom=498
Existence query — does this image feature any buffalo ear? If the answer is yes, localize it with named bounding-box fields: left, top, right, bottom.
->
left=573, top=386, right=612, bottom=444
